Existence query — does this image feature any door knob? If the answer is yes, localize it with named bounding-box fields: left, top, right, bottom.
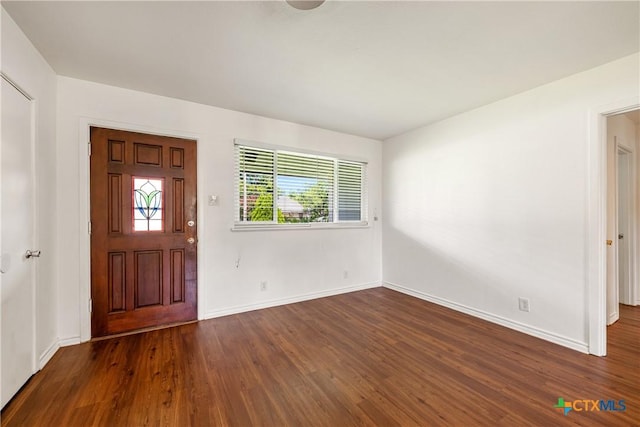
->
left=187, top=237, right=195, bottom=244
left=187, top=220, right=195, bottom=227
left=25, top=250, right=41, bottom=259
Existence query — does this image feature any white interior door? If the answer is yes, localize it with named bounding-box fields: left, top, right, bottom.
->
left=606, top=132, right=619, bottom=324
left=1, top=76, right=36, bottom=408
left=617, top=149, right=632, bottom=305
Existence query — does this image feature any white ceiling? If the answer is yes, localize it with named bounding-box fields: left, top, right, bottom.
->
left=3, top=1, right=639, bottom=140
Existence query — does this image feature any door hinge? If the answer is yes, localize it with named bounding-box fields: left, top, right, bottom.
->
left=89, top=299, right=93, bottom=313
left=88, top=221, right=92, bottom=234
left=88, top=141, right=92, bottom=156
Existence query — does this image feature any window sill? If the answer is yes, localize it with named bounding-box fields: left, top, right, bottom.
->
left=231, top=222, right=370, bottom=232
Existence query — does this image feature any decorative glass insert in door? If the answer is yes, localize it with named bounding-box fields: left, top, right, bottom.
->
left=133, top=177, right=164, bottom=231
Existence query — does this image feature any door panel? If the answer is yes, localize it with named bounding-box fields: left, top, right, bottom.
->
left=171, top=249, right=185, bottom=303
left=617, top=150, right=632, bottom=305
left=135, top=250, right=162, bottom=307
left=606, top=130, right=619, bottom=324
left=90, top=127, right=197, bottom=337
left=1, top=77, right=36, bottom=408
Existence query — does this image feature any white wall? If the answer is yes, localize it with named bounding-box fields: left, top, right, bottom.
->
left=56, top=77, right=382, bottom=343
left=382, top=54, right=640, bottom=352
left=1, top=9, right=58, bottom=366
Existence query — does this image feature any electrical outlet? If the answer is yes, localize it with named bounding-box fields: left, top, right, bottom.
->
left=260, top=281, right=267, bottom=291
left=518, top=297, right=530, bottom=312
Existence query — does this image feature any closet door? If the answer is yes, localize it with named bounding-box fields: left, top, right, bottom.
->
left=1, top=76, right=36, bottom=408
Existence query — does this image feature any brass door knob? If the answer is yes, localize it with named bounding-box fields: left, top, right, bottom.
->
left=187, top=237, right=195, bottom=244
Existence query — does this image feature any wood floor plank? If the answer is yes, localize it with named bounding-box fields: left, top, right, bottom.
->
left=2, top=288, right=638, bottom=426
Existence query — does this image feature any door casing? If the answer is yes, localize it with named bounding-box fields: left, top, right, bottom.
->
left=77, top=119, right=205, bottom=342
left=588, top=97, right=640, bottom=356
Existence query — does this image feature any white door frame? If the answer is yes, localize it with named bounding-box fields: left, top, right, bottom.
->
left=76, top=118, right=206, bottom=342
left=588, top=96, right=640, bottom=356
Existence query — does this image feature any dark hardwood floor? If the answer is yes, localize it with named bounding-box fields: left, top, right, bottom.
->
left=2, top=288, right=639, bottom=426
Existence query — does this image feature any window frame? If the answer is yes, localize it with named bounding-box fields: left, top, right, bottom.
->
left=233, top=139, right=368, bottom=230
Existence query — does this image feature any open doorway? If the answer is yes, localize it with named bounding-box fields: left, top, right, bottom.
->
left=605, top=110, right=640, bottom=348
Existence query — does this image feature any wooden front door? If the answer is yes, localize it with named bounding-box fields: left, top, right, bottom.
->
left=90, top=127, right=197, bottom=337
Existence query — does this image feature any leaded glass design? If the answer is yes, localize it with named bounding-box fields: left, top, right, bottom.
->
left=133, top=178, right=163, bottom=231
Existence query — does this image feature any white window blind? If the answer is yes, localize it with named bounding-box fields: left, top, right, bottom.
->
left=235, top=143, right=367, bottom=226
left=277, top=151, right=335, bottom=223
left=236, top=146, right=274, bottom=222
left=337, top=161, right=365, bottom=221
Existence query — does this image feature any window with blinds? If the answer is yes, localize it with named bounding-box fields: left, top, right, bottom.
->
left=337, top=161, right=363, bottom=221
left=235, top=143, right=367, bottom=226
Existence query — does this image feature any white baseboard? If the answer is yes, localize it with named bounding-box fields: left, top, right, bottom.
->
left=58, top=336, right=81, bottom=347
left=383, top=281, right=589, bottom=354
left=607, top=310, right=620, bottom=325
left=38, top=340, right=60, bottom=370
left=204, top=281, right=381, bottom=319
